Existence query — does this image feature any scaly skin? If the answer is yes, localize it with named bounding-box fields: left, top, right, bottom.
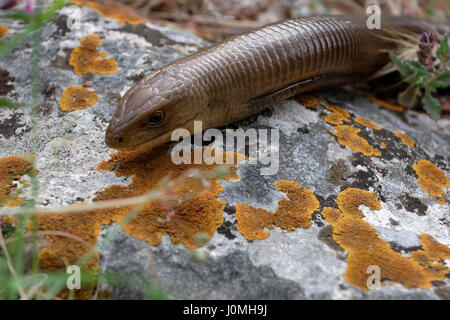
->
left=105, top=15, right=449, bottom=151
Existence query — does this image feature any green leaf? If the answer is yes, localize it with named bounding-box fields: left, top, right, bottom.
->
left=1, top=12, right=33, bottom=23
left=437, top=34, right=449, bottom=61
left=422, top=88, right=441, bottom=120
left=390, top=53, right=415, bottom=81
left=431, top=72, right=450, bottom=89
left=389, top=53, right=432, bottom=84
left=404, top=60, right=431, bottom=78
left=0, top=97, right=21, bottom=108
left=416, top=82, right=427, bottom=89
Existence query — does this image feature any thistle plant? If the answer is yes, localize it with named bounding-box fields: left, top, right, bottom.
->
left=417, top=32, right=438, bottom=72
left=390, top=32, right=449, bottom=120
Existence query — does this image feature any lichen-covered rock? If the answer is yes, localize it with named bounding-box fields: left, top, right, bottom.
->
left=0, top=6, right=449, bottom=299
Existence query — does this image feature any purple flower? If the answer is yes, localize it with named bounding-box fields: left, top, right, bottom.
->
left=417, top=31, right=437, bottom=71
left=23, top=0, right=35, bottom=14
left=0, top=0, right=35, bottom=14
left=0, top=0, right=19, bottom=10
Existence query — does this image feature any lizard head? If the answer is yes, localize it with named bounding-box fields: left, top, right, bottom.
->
left=105, top=70, right=209, bottom=151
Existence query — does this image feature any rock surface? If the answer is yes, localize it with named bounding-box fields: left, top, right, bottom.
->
left=0, top=6, right=449, bottom=299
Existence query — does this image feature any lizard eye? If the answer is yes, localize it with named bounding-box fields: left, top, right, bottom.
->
left=147, top=111, right=165, bottom=127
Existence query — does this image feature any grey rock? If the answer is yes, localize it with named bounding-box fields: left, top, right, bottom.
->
left=0, top=6, right=449, bottom=300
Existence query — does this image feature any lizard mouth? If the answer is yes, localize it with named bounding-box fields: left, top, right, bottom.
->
left=106, top=115, right=203, bottom=151
left=119, top=130, right=178, bottom=151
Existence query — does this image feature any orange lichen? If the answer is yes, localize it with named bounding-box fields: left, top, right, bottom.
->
left=394, top=131, right=415, bottom=148
left=368, top=96, right=404, bottom=112
left=0, top=24, right=9, bottom=38
left=295, top=94, right=323, bottom=110
left=413, top=234, right=450, bottom=262
left=35, top=147, right=242, bottom=279
left=273, top=181, right=320, bottom=230
left=324, top=103, right=351, bottom=118
left=236, top=180, right=320, bottom=240
left=332, top=125, right=381, bottom=157
left=354, top=117, right=381, bottom=130
left=322, top=187, right=450, bottom=290
left=323, top=113, right=349, bottom=126
left=235, top=204, right=273, bottom=240
left=336, top=187, right=381, bottom=218
left=59, top=85, right=99, bottom=111
left=413, top=160, right=449, bottom=204
left=323, top=103, right=351, bottom=125
left=71, top=0, right=148, bottom=25
left=321, top=207, right=341, bottom=224
left=0, top=155, right=35, bottom=207
left=295, top=96, right=353, bottom=125
left=380, top=142, right=386, bottom=149
left=33, top=146, right=243, bottom=298
left=69, top=34, right=118, bottom=75
left=1, top=215, right=17, bottom=225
